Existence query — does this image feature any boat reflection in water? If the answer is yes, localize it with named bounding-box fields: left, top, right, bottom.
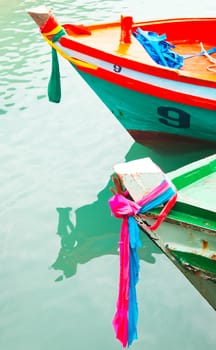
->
left=51, top=142, right=215, bottom=310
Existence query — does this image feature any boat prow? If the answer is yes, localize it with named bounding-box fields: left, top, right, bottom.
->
left=110, top=154, right=216, bottom=310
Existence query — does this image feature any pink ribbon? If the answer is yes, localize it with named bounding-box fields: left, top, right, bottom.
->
left=109, top=183, right=177, bottom=346
left=109, top=194, right=140, bottom=347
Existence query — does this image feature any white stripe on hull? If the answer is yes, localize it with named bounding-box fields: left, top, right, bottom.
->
left=56, top=42, right=216, bottom=102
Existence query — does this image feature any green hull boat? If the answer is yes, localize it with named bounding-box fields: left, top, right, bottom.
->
left=28, top=7, right=216, bottom=151
left=111, top=154, right=216, bottom=310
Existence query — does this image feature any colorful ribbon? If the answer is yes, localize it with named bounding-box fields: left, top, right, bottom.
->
left=109, top=178, right=177, bottom=347
left=40, top=15, right=66, bottom=103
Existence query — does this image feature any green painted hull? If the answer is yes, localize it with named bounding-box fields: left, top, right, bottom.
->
left=77, top=69, right=216, bottom=149
left=138, top=216, right=216, bottom=309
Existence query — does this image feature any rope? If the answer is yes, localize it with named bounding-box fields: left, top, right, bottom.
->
left=200, top=42, right=216, bottom=73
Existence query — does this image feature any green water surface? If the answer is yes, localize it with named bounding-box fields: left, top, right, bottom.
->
left=0, top=1, right=215, bottom=349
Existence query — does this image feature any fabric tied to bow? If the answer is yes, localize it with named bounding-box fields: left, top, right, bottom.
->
left=40, top=15, right=66, bottom=103
left=109, top=194, right=141, bottom=347
left=109, top=179, right=177, bottom=347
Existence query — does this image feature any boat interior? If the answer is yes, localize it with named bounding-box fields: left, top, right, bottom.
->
left=63, top=17, right=216, bottom=80
left=170, top=155, right=216, bottom=215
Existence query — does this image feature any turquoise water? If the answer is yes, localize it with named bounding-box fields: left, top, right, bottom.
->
left=0, top=1, right=216, bottom=349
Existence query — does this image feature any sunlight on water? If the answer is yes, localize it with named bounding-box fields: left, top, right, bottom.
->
left=0, top=1, right=215, bottom=349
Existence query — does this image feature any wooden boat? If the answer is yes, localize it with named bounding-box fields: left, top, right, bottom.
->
left=27, top=6, right=216, bottom=150
left=110, top=154, right=216, bottom=311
